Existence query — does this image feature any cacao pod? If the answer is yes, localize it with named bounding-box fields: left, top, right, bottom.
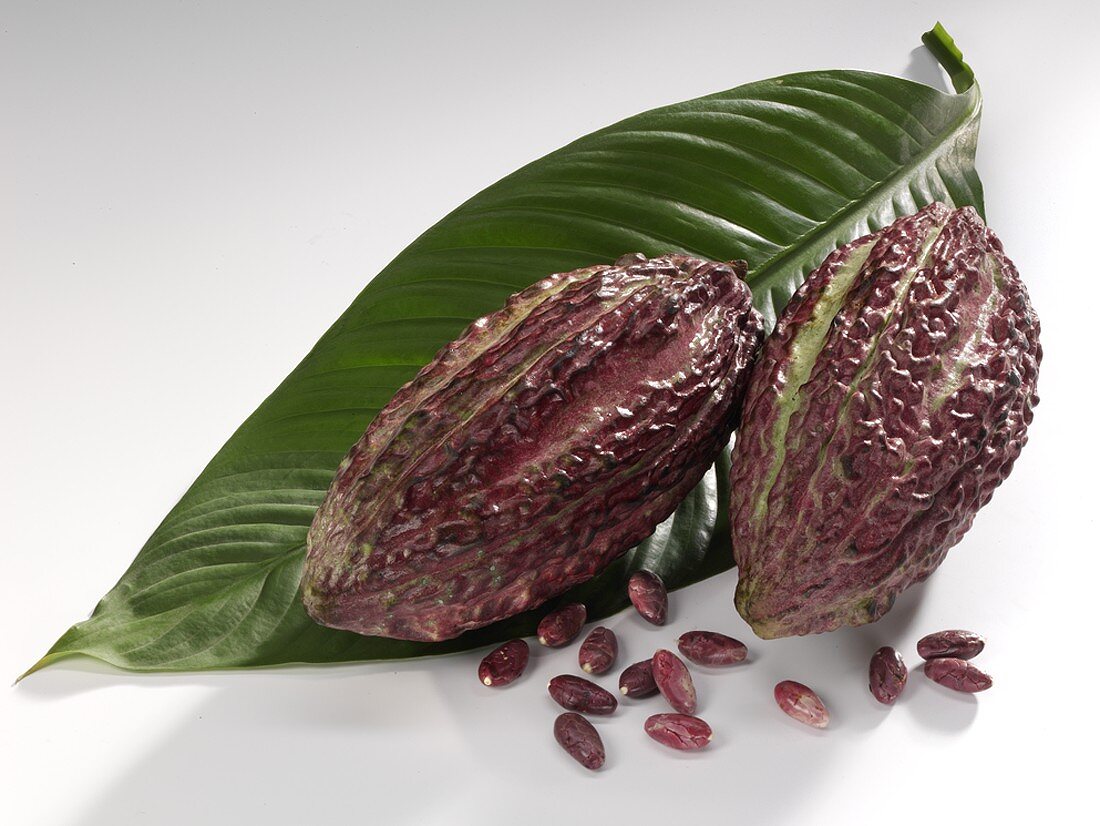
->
left=303, top=254, right=764, bottom=641
left=728, top=203, right=1041, bottom=638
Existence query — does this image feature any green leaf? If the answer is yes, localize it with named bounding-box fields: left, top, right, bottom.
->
left=26, top=25, right=983, bottom=677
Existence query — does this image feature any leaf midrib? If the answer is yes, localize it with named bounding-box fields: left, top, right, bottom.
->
left=745, top=86, right=981, bottom=297
left=24, top=38, right=988, bottom=677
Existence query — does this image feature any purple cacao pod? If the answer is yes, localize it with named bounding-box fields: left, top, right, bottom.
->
left=302, top=254, right=764, bottom=640
left=729, top=204, right=1041, bottom=638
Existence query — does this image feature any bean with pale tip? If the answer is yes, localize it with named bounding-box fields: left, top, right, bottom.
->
left=478, top=639, right=529, bottom=687
left=537, top=603, right=586, bottom=647
left=578, top=626, right=618, bottom=675
left=619, top=660, right=658, bottom=698
left=616, top=659, right=655, bottom=699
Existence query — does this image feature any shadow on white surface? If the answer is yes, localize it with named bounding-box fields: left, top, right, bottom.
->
left=903, top=670, right=980, bottom=731
left=16, top=571, right=980, bottom=825
left=4, top=1, right=1093, bottom=822
left=903, top=46, right=952, bottom=92
left=24, top=663, right=489, bottom=824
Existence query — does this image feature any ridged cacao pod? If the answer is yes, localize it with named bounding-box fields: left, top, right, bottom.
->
left=303, top=254, right=764, bottom=641
left=728, top=203, right=1041, bottom=639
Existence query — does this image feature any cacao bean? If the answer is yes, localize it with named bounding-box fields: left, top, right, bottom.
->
left=537, top=603, right=587, bottom=648
left=554, top=712, right=605, bottom=770
left=578, top=626, right=618, bottom=675
left=774, top=680, right=829, bottom=728
left=627, top=571, right=668, bottom=626
left=651, top=649, right=697, bottom=714
left=917, top=629, right=986, bottom=661
left=478, top=639, right=529, bottom=687
left=868, top=646, right=907, bottom=705
left=619, top=660, right=658, bottom=698
left=677, top=630, right=747, bottom=666
left=548, top=674, right=618, bottom=715
left=923, top=658, right=993, bottom=692
left=644, top=713, right=713, bottom=751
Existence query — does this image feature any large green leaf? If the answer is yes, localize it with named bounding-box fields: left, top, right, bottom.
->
left=26, top=25, right=983, bottom=676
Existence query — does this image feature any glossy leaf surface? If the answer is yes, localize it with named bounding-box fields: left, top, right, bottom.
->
left=28, top=27, right=983, bottom=675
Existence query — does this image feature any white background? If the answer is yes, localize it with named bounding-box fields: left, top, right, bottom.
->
left=3, top=1, right=1098, bottom=823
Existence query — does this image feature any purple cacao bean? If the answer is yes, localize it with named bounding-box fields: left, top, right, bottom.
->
left=774, top=680, right=829, bottom=728
left=923, top=658, right=993, bottom=692
left=677, top=630, right=747, bottom=666
left=578, top=626, right=618, bottom=675
left=548, top=674, right=618, bottom=715
left=554, top=712, right=605, bottom=770
left=537, top=603, right=587, bottom=647
left=651, top=649, right=697, bottom=714
left=644, top=713, right=713, bottom=751
left=627, top=571, right=668, bottom=626
left=619, top=660, right=658, bottom=698
left=917, top=629, right=986, bottom=661
left=478, top=639, right=530, bottom=687
left=868, top=646, right=907, bottom=705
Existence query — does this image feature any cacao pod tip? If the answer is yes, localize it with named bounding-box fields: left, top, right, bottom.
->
left=733, top=585, right=781, bottom=640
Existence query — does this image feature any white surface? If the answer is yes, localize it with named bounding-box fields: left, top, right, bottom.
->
left=2, top=1, right=1098, bottom=823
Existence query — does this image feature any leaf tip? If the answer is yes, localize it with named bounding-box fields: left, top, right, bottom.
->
left=14, top=656, right=49, bottom=685
left=16, top=644, right=78, bottom=684
left=921, top=22, right=976, bottom=94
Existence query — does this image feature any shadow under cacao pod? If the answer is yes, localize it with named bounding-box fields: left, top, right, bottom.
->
left=17, top=565, right=976, bottom=825
left=24, top=661, right=498, bottom=825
